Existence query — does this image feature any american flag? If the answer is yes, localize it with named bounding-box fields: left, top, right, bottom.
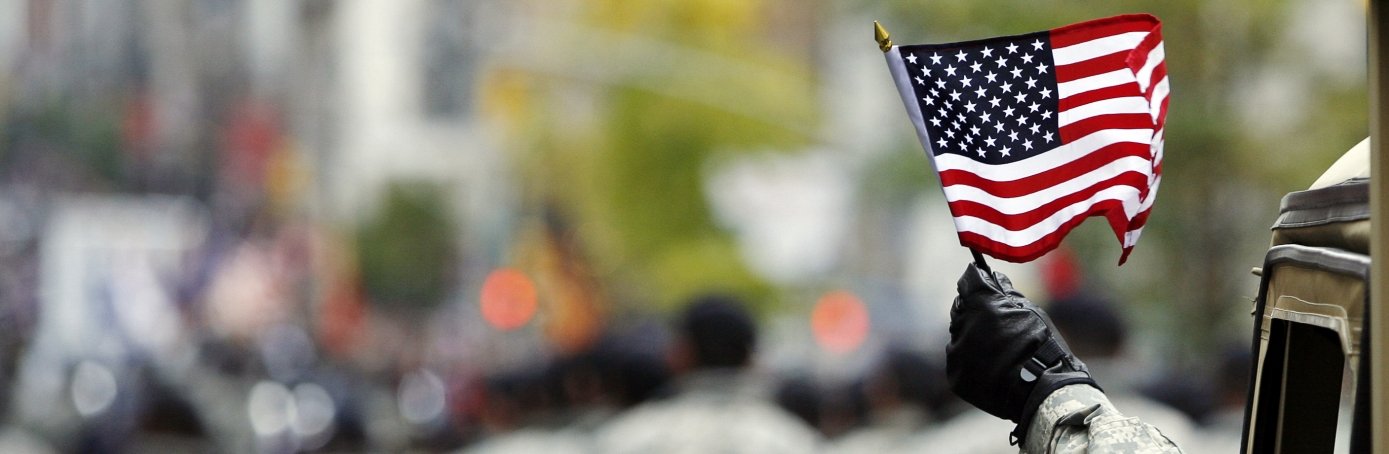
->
left=884, top=14, right=1167, bottom=264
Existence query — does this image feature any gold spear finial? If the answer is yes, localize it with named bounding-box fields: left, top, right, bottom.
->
left=874, top=21, right=892, bottom=53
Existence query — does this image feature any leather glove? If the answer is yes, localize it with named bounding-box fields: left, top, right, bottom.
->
left=946, top=263, right=1098, bottom=444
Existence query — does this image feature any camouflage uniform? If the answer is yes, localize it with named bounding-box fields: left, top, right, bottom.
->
left=593, top=371, right=820, bottom=454
left=1024, top=385, right=1183, bottom=453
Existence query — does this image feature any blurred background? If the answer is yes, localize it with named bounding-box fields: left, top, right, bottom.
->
left=0, top=0, right=1369, bottom=452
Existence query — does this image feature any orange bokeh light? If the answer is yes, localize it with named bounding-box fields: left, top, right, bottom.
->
left=480, top=268, right=538, bottom=331
left=811, top=290, right=870, bottom=354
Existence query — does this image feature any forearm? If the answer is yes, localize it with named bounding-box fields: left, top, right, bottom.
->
left=1023, top=385, right=1182, bottom=453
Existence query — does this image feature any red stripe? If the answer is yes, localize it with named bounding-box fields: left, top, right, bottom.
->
left=1154, top=90, right=1169, bottom=132
left=1048, top=14, right=1159, bottom=48
left=1057, top=83, right=1140, bottom=111
left=1055, top=50, right=1130, bottom=83
left=938, top=141, right=1150, bottom=197
left=945, top=172, right=1148, bottom=231
left=1143, top=64, right=1168, bottom=101
left=958, top=199, right=1134, bottom=263
left=1127, top=26, right=1165, bottom=72
left=1058, top=114, right=1155, bottom=143
left=1126, top=206, right=1153, bottom=231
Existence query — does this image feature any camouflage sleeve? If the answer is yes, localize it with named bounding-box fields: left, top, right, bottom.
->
left=1022, top=384, right=1183, bottom=454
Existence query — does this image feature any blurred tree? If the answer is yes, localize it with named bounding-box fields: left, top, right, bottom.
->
left=356, top=181, right=458, bottom=315
left=481, top=0, right=820, bottom=312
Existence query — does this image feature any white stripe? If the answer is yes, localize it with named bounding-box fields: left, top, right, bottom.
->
left=1056, top=68, right=1136, bottom=98
left=1148, top=77, right=1169, bottom=123
left=1135, top=43, right=1165, bottom=92
left=1123, top=176, right=1162, bottom=247
left=1057, top=96, right=1150, bottom=128
left=941, top=155, right=1151, bottom=214
left=883, top=47, right=938, bottom=162
left=951, top=186, right=1144, bottom=247
left=934, top=128, right=1153, bottom=180
left=1123, top=227, right=1143, bottom=247
left=1051, top=31, right=1149, bottom=65
left=1151, top=128, right=1165, bottom=165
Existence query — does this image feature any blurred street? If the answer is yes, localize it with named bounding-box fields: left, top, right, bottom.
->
left=0, top=0, right=1371, bottom=452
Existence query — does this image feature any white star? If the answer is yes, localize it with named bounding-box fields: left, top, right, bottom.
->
left=1025, top=77, right=1038, bottom=89
left=1014, top=93, right=1027, bottom=103
left=1031, top=39, right=1044, bottom=50
left=993, top=122, right=1005, bottom=132
left=1017, top=115, right=1029, bottom=125
left=1029, top=123, right=1041, bottom=134
left=1000, top=146, right=1012, bottom=157
left=957, top=113, right=967, bottom=123
left=1006, top=43, right=1019, bottom=54
left=1021, top=53, right=1034, bottom=64
left=982, top=47, right=994, bottom=58
left=930, top=53, right=943, bottom=65
left=1003, top=106, right=1016, bottom=117
left=1041, top=110, right=1053, bottom=120
left=970, top=125, right=981, bottom=136
left=1008, top=130, right=1019, bottom=141
left=1023, top=139, right=1034, bottom=150
left=1039, top=87, right=1052, bottom=98
left=960, top=76, right=973, bottom=87
left=985, top=71, right=998, bottom=83
left=1000, top=82, right=1013, bottom=93
left=930, top=117, right=942, bottom=127
left=945, top=65, right=957, bottom=77
left=1010, top=67, right=1023, bottom=78
left=955, top=50, right=968, bottom=61
left=921, top=66, right=932, bottom=76
left=965, top=135, right=974, bottom=144
left=964, top=101, right=976, bottom=112
left=945, top=129, right=956, bottom=139
left=970, top=61, right=983, bottom=73
left=1028, top=102, right=1040, bottom=112
left=995, top=56, right=1008, bottom=67
left=1036, top=63, right=1049, bottom=74
left=974, top=87, right=987, bottom=98
left=936, top=137, right=948, bottom=148
left=984, top=137, right=997, bottom=147
left=980, top=112, right=993, bottom=123
left=977, top=148, right=987, bottom=157
left=1043, top=131, right=1055, bottom=142
left=923, top=96, right=935, bottom=106
left=988, top=97, right=1002, bottom=108
left=929, top=88, right=939, bottom=97
left=935, top=79, right=947, bottom=89
left=914, top=76, right=924, bottom=85
left=906, top=53, right=919, bottom=64
left=949, top=90, right=962, bottom=101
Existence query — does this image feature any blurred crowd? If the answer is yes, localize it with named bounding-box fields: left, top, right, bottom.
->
left=0, top=0, right=1367, bottom=452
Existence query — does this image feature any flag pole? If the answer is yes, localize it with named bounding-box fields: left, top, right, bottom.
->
left=970, top=248, right=994, bottom=276
left=874, top=21, right=892, bottom=52
left=875, top=21, right=995, bottom=278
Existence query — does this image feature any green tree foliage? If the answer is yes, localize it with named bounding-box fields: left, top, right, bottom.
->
left=356, top=182, right=457, bottom=314
left=489, top=0, right=819, bottom=312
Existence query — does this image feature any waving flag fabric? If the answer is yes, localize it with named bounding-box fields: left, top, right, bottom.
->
left=883, top=14, right=1167, bottom=264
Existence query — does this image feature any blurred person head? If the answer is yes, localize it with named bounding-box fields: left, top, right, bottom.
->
left=478, top=366, right=556, bottom=433
left=775, top=376, right=821, bottom=430
left=1216, top=345, right=1252, bottom=411
left=668, top=294, right=757, bottom=374
left=1047, top=293, right=1127, bottom=359
left=864, top=348, right=945, bottom=420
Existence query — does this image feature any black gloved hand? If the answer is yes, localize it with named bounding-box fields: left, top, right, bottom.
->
left=946, top=263, right=1098, bottom=444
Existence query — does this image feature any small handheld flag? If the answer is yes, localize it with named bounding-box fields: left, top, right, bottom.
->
left=879, top=15, right=1167, bottom=265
